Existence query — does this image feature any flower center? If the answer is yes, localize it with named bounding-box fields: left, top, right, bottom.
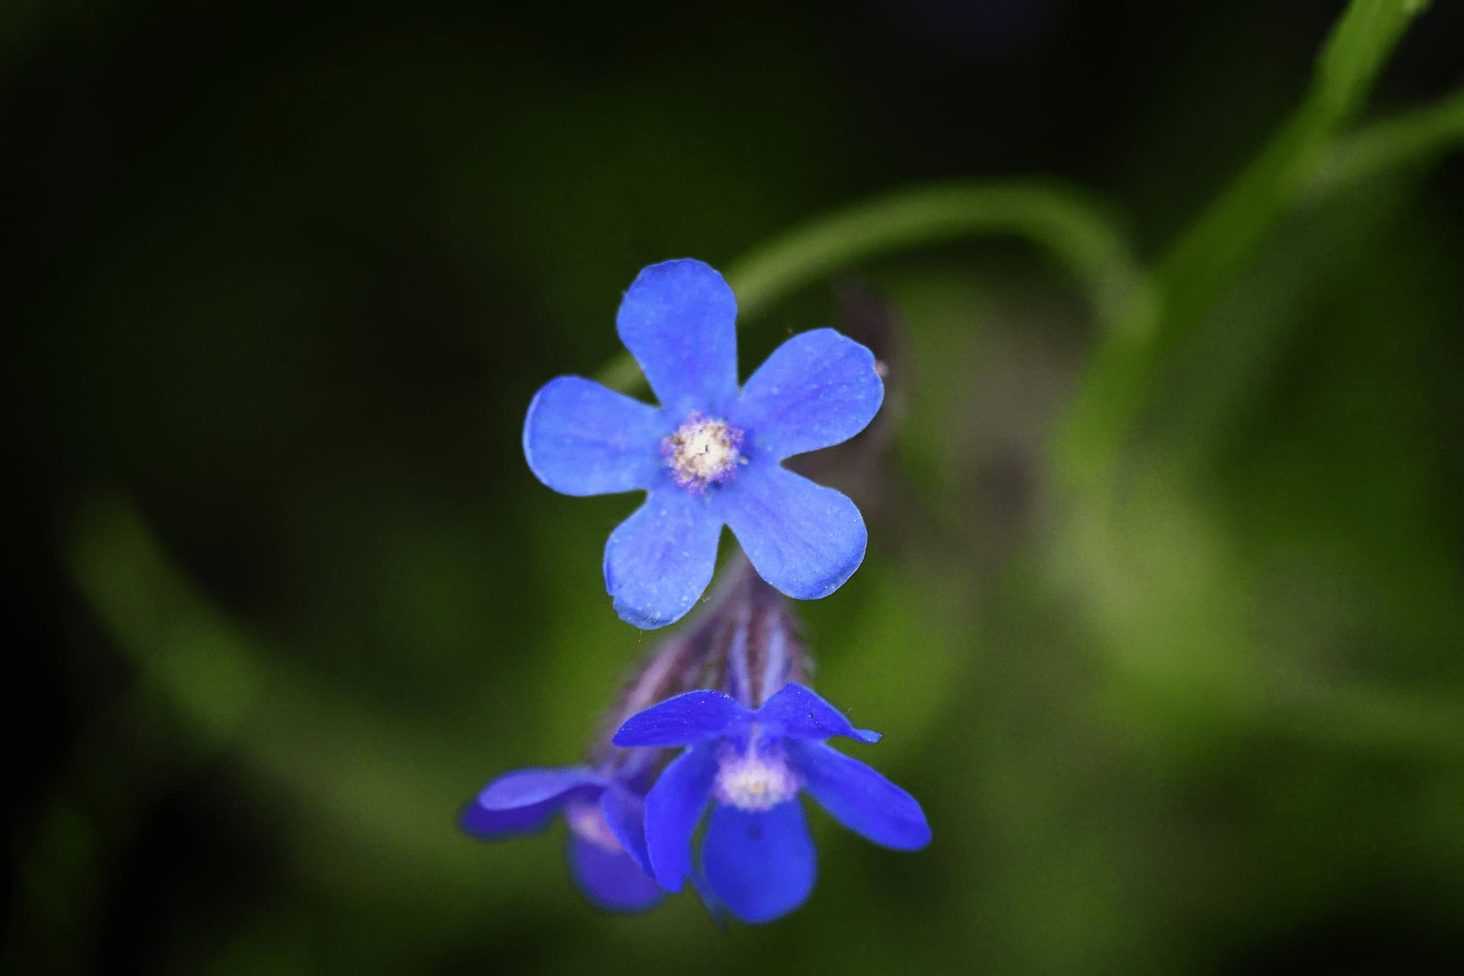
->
left=566, top=798, right=623, bottom=853
left=714, top=750, right=799, bottom=812
left=662, top=414, right=744, bottom=491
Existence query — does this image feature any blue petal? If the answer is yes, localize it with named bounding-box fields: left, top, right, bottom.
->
left=758, top=683, right=882, bottom=743
left=568, top=835, right=664, bottom=912
left=718, top=464, right=867, bottom=601
left=476, top=766, right=605, bottom=808
left=523, top=376, right=666, bottom=496
left=603, top=488, right=723, bottom=629
left=702, top=801, right=817, bottom=924
left=789, top=741, right=931, bottom=851
left=599, top=782, right=652, bottom=875
left=460, top=766, right=604, bottom=838
left=612, top=690, right=749, bottom=748
left=459, top=797, right=564, bottom=837
left=643, top=743, right=718, bottom=891
left=616, top=259, right=739, bottom=415
left=731, top=328, right=884, bottom=461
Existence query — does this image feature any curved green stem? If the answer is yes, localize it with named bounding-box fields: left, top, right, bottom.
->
left=726, top=183, right=1150, bottom=329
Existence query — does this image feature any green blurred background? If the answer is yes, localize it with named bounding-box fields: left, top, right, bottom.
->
left=7, top=1, right=1464, bottom=972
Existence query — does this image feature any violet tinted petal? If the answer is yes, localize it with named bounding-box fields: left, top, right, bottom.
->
left=718, top=464, right=866, bottom=601
left=732, top=328, right=884, bottom=461
left=598, top=782, right=652, bottom=875
left=789, top=740, right=931, bottom=851
left=603, top=488, right=723, bottom=629
left=459, top=797, right=564, bottom=838
left=758, top=682, right=882, bottom=743
left=616, top=258, right=739, bottom=415
left=643, top=743, right=718, bottom=891
left=612, top=690, right=749, bottom=748
left=568, top=835, right=664, bottom=912
left=475, top=767, right=606, bottom=810
left=459, top=766, right=604, bottom=839
left=701, top=800, right=817, bottom=924
left=523, top=376, right=666, bottom=496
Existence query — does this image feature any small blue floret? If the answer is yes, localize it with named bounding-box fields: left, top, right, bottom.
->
left=612, top=682, right=931, bottom=923
left=460, top=764, right=662, bottom=912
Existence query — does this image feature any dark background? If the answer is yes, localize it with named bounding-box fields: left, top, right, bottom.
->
left=7, top=1, right=1464, bottom=973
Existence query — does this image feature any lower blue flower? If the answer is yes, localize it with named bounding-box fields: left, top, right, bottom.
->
left=460, top=765, right=662, bottom=912
left=612, top=682, right=931, bottom=923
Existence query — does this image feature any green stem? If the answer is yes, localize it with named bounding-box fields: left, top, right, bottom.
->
left=1307, top=85, right=1464, bottom=197
left=727, top=183, right=1147, bottom=328
left=1054, top=0, right=1431, bottom=495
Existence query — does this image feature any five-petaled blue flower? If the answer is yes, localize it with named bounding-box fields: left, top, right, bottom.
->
left=612, top=682, right=931, bottom=923
left=460, top=760, right=661, bottom=912
left=523, top=258, right=885, bottom=629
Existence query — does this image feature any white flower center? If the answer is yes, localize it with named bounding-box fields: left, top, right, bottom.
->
left=714, top=751, right=799, bottom=812
left=663, top=414, right=744, bottom=490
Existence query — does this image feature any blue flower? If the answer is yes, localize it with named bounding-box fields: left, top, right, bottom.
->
left=523, top=258, right=885, bottom=629
left=460, top=762, right=662, bottom=912
left=612, top=682, right=931, bottom=923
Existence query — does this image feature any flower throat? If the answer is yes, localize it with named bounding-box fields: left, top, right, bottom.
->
left=663, top=413, right=744, bottom=491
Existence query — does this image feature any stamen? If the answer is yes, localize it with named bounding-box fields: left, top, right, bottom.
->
left=662, top=413, right=744, bottom=491
left=714, top=748, right=800, bottom=812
